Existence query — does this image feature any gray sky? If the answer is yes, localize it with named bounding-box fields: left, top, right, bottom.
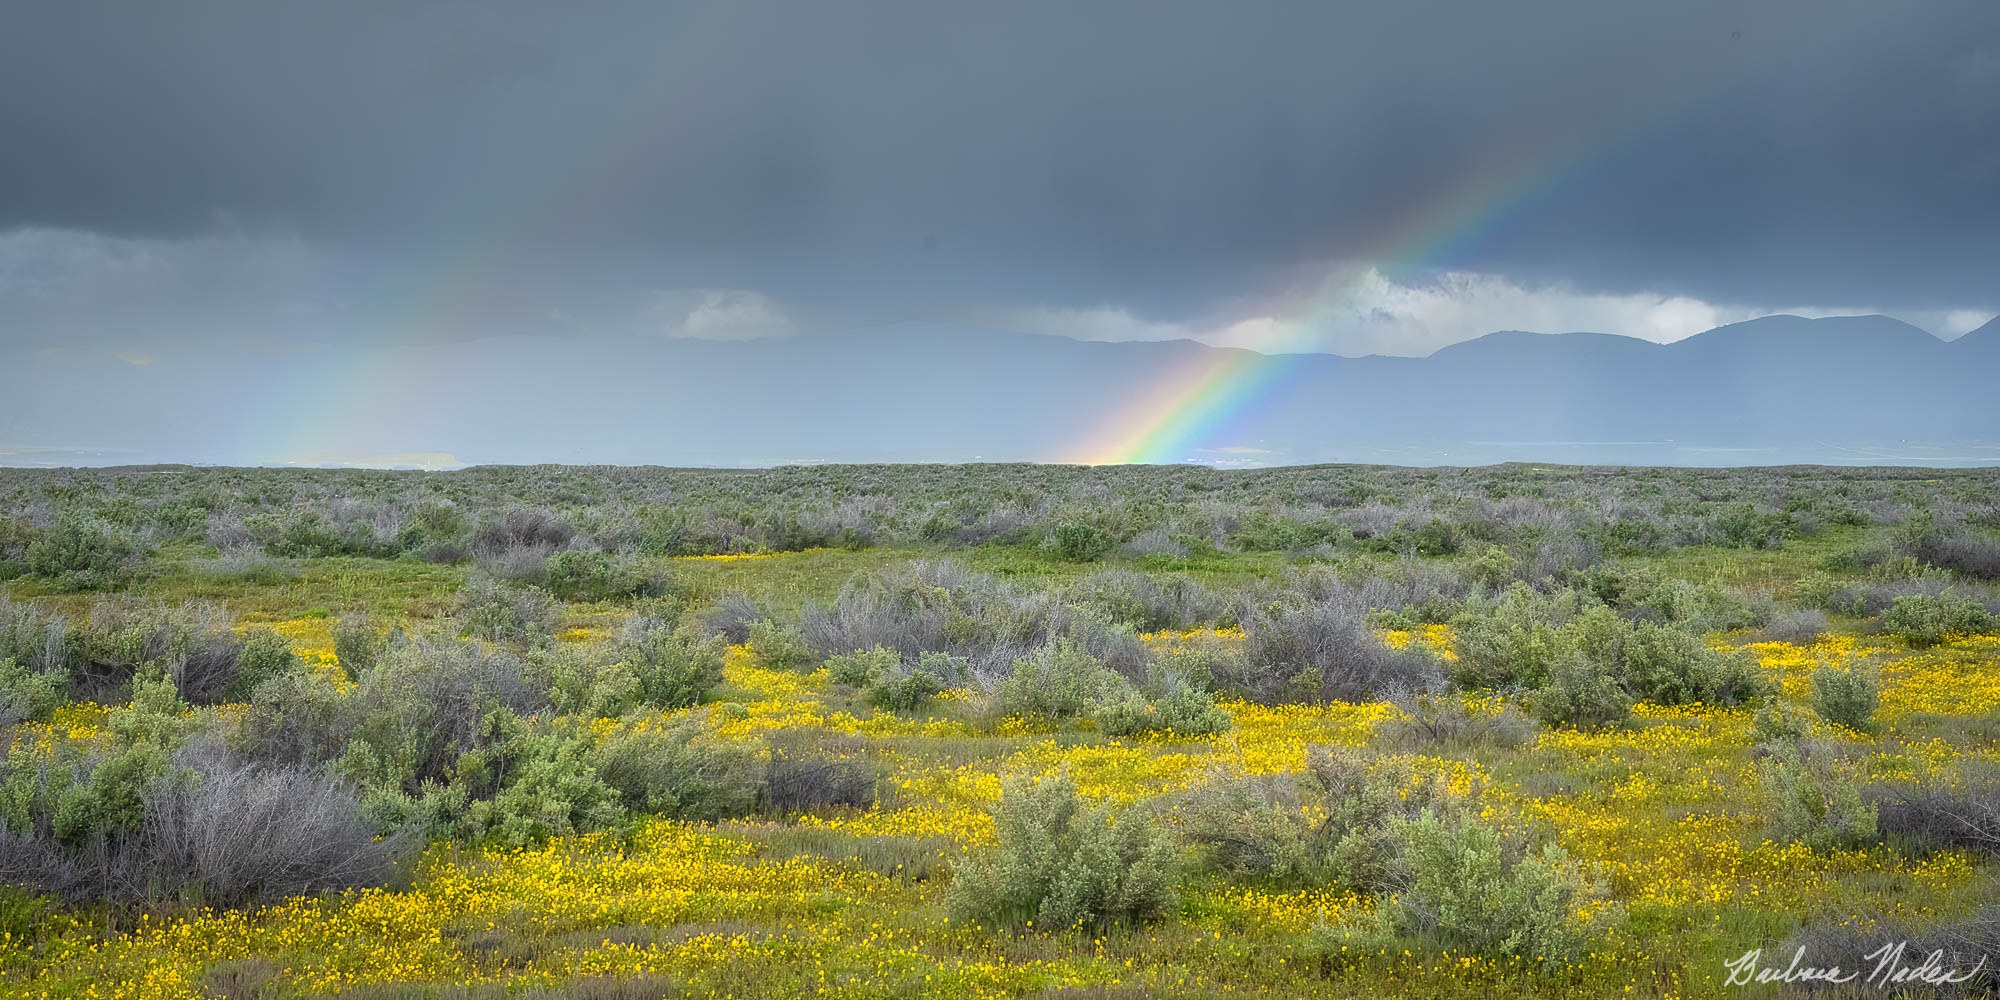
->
left=3, top=0, right=1997, bottom=362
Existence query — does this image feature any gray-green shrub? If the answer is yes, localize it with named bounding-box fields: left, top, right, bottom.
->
left=24, top=514, right=143, bottom=591
left=948, top=772, right=1176, bottom=929
left=0, top=658, right=64, bottom=727
left=594, top=713, right=764, bottom=821
left=1760, top=743, right=1879, bottom=851
left=456, top=577, right=559, bottom=644
left=616, top=615, right=725, bottom=709
left=992, top=637, right=1129, bottom=722
left=1882, top=593, right=1995, bottom=646
left=1811, top=661, right=1880, bottom=731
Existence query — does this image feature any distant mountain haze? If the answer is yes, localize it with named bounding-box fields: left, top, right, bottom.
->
left=3, top=315, right=1994, bottom=468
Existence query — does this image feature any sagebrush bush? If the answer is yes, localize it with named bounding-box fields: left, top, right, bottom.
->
left=824, top=646, right=898, bottom=687
left=1446, top=585, right=1583, bottom=690
left=1528, top=653, right=1632, bottom=729
left=949, top=772, right=1176, bottom=929
left=1619, top=621, right=1766, bottom=707
left=456, top=577, right=559, bottom=644
left=543, top=549, right=665, bottom=602
left=0, top=597, right=81, bottom=680
left=761, top=733, right=877, bottom=813
left=1093, top=662, right=1229, bottom=738
left=1242, top=596, right=1440, bottom=703
left=79, top=600, right=242, bottom=705
left=992, top=637, right=1129, bottom=722
left=1450, top=591, right=1763, bottom=725
left=24, top=514, right=143, bottom=591
left=1898, top=511, right=2000, bottom=581
left=1881, top=593, right=1995, bottom=646
left=1380, top=811, right=1613, bottom=962
left=1378, top=687, right=1535, bottom=750
left=701, top=591, right=761, bottom=644
left=327, top=636, right=546, bottom=824
left=1811, top=661, right=1880, bottom=731
left=0, top=657, right=65, bottom=727
left=232, top=628, right=303, bottom=702
left=1178, top=749, right=1466, bottom=891
left=745, top=618, right=815, bottom=669
left=1869, top=762, right=2000, bottom=858
left=1760, top=743, right=1878, bottom=852
left=471, top=509, right=577, bottom=563
left=333, top=613, right=382, bottom=680
left=530, top=645, right=641, bottom=718
left=616, top=614, right=725, bottom=709
left=799, top=561, right=1147, bottom=681
left=594, top=713, right=763, bottom=821
left=0, top=726, right=407, bottom=906
left=1045, top=522, right=1114, bottom=562
left=459, top=720, right=624, bottom=847
left=1063, top=570, right=1223, bottom=631
left=1761, top=607, right=1829, bottom=644
left=1751, top=696, right=1809, bottom=748
left=867, top=660, right=949, bottom=712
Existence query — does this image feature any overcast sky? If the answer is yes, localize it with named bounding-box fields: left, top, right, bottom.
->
left=3, top=0, right=1996, bottom=362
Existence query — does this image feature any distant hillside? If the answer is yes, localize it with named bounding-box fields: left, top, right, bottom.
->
left=2, top=315, right=1995, bottom=467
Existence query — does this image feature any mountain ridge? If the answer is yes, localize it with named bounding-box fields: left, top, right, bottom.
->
left=2, top=314, right=1995, bottom=468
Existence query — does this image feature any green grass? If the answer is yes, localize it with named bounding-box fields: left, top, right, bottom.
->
left=1624, top=525, right=1883, bottom=595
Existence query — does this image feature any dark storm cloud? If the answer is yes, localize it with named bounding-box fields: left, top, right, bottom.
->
left=2, top=0, right=1996, bottom=328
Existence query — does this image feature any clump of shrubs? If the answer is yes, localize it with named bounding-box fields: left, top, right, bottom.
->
left=0, top=657, right=65, bottom=727
left=1761, top=607, right=1829, bottom=644
left=1759, top=741, right=1878, bottom=852
left=948, top=772, right=1176, bottom=929
left=799, top=561, right=1147, bottom=680
left=1063, top=569, right=1223, bottom=631
left=616, top=614, right=726, bottom=709
left=1896, top=511, right=2000, bottom=581
left=983, top=638, right=1227, bottom=737
left=1044, top=522, right=1114, bottom=562
left=702, top=592, right=762, bottom=644
left=761, top=732, right=878, bottom=813
left=0, top=684, right=408, bottom=906
left=1869, top=760, right=2000, bottom=859
left=744, top=618, right=815, bottom=669
left=992, top=637, right=1128, bottom=723
left=1374, top=811, right=1611, bottom=962
left=455, top=577, right=559, bottom=644
left=827, top=646, right=955, bottom=710
left=542, top=549, right=668, bottom=603
left=24, top=514, right=145, bottom=591
left=593, top=711, right=765, bottom=820
left=332, top=614, right=383, bottom=680
left=469, top=509, right=577, bottom=580
left=1240, top=595, right=1441, bottom=704
left=1093, top=661, right=1230, bottom=738
left=1810, top=660, right=1880, bottom=731
left=1178, top=749, right=1459, bottom=890
left=1179, top=748, right=1613, bottom=962
left=1448, top=587, right=1766, bottom=729
left=1881, top=593, right=1996, bottom=646
left=862, top=649, right=972, bottom=711
left=1378, top=686, right=1535, bottom=751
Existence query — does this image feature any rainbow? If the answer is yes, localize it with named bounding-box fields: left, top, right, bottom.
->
left=1067, top=12, right=1887, bottom=466
left=1064, top=136, right=1601, bottom=466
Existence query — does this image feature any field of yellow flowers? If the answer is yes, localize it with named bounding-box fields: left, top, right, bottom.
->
left=3, top=520, right=1998, bottom=1000
left=4, top=612, right=1994, bottom=1000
